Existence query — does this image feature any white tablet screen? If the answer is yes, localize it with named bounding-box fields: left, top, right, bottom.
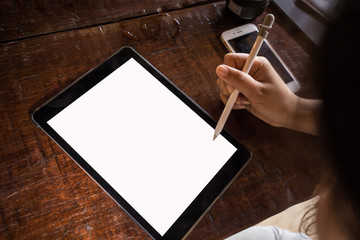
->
left=48, top=58, right=237, bottom=235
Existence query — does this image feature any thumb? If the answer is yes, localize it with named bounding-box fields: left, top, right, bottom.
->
left=216, top=64, right=260, bottom=99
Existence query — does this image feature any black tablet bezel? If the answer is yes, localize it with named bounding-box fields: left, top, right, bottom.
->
left=32, top=46, right=251, bottom=240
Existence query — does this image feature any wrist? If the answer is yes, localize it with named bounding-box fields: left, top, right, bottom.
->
left=290, top=98, right=322, bottom=135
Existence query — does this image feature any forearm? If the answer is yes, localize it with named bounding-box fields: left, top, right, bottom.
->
left=287, top=98, right=322, bottom=135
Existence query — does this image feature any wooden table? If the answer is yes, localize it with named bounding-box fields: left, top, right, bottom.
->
left=0, top=1, right=326, bottom=239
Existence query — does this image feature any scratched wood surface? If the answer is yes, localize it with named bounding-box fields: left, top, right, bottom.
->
left=0, top=1, right=325, bottom=239
left=0, top=0, right=215, bottom=42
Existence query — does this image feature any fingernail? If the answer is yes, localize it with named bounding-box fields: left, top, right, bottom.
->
left=242, top=100, right=250, bottom=105
left=217, top=65, right=229, bottom=77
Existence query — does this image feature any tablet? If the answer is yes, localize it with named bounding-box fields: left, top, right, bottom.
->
left=32, top=47, right=251, bottom=240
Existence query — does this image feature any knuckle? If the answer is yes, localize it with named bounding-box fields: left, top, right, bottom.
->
left=219, top=93, right=228, bottom=104
left=257, top=56, right=267, bottom=64
left=258, top=56, right=271, bottom=70
left=235, top=70, right=246, bottom=82
left=226, top=84, right=233, bottom=94
left=256, top=56, right=268, bottom=67
left=224, top=53, right=234, bottom=62
left=257, top=56, right=267, bottom=62
left=255, top=84, right=266, bottom=97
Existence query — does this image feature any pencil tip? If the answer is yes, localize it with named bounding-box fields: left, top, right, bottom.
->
left=213, top=133, right=218, bottom=141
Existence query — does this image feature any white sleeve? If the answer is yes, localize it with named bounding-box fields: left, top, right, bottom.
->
left=224, top=226, right=311, bottom=240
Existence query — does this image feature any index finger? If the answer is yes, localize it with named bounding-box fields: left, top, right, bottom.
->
left=224, top=53, right=249, bottom=70
left=224, top=53, right=270, bottom=78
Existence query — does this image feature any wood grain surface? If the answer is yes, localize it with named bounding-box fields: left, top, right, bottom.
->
left=0, top=1, right=325, bottom=239
left=0, top=0, right=216, bottom=42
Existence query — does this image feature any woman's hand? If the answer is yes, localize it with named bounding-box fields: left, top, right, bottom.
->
left=216, top=53, right=321, bottom=135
